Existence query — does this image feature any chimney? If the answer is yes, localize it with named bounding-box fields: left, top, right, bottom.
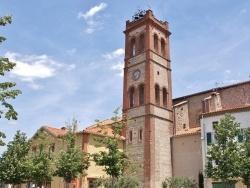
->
left=73, top=120, right=78, bottom=133
left=210, top=92, right=222, bottom=112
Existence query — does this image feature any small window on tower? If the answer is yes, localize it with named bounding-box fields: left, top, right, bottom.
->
left=131, top=38, right=136, bottom=56
left=154, top=34, right=158, bottom=52
left=129, top=87, right=135, bottom=107
left=161, top=39, right=166, bottom=56
left=163, top=88, right=167, bottom=107
left=139, top=34, right=145, bottom=53
left=129, top=130, right=133, bottom=143
left=139, top=84, right=145, bottom=105
left=139, top=129, right=143, bottom=142
left=155, top=84, right=160, bottom=104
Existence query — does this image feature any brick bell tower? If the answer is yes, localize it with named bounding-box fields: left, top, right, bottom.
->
left=122, top=10, right=173, bottom=188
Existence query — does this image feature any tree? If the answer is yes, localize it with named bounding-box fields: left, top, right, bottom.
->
left=239, top=127, right=250, bottom=188
left=161, top=177, right=197, bottom=188
left=0, top=15, right=22, bottom=120
left=26, top=130, right=55, bottom=188
left=92, top=107, right=134, bottom=188
left=205, top=114, right=241, bottom=187
left=94, top=174, right=141, bottom=188
left=54, top=119, right=90, bottom=188
left=0, top=131, right=6, bottom=146
left=0, top=130, right=31, bottom=187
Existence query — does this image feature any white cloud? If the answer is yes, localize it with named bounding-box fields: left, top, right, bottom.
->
left=240, top=9, right=246, bottom=14
left=102, top=48, right=124, bottom=77
left=78, top=3, right=107, bottom=20
left=78, top=3, right=108, bottom=34
left=67, top=48, right=76, bottom=55
left=5, top=52, right=75, bottom=88
left=102, top=48, right=124, bottom=60
left=225, top=70, right=231, bottom=74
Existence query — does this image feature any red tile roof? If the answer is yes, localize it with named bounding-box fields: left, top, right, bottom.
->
left=173, top=127, right=201, bottom=137
left=43, top=126, right=68, bottom=137
left=83, top=118, right=125, bottom=139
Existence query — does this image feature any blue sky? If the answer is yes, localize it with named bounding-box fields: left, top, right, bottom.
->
left=1, top=0, right=250, bottom=153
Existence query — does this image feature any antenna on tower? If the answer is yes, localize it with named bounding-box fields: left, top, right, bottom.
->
left=132, top=9, right=146, bottom=22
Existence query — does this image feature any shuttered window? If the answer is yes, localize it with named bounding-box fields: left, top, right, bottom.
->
left=207, top=132, right=212, bottom=146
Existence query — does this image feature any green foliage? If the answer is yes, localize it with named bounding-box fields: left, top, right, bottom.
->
left=0, top=14, right=21, bottom=120
left=239, top=127, right=250, bottom=187
left=54, top=119, right=90, bottom=184
left=205, top=114, right=241, bottom=185
left=161, top=180, right=167, bottom=188
left=0, top=131, right=31, bottom=185
left=198, top=171, right=204, bottom=188
left=93, top=175, right=141, bottom=188
left=0, top=131, right=6, bottom=146
left=92, top=107, right=131, bottom=181
left=26, top=131, right=55, bottom=185
left=162, top=176, right=197, bottom=188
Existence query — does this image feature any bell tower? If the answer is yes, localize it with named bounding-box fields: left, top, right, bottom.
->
left=123, top=10, right=173, bottom=188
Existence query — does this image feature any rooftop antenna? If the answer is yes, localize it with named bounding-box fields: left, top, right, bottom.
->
left=213, top=82, right=219, bottom=91
left=132, top=8, right=146, bottom=22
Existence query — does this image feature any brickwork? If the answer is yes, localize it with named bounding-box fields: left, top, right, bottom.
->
left=153, top=118, right=172, bottom=186
left=127, top=53, right=146, bottom=66
left=153, top=106, right=171, bottom=120
left=173, top=101, right=190, bottom=133
left=127, top=63, right=146, bottom=87
left=123, top=10, right=173, bottom=188
left=152, top=62, right=169, bottom=87
left=128, top=25, right=146, bottom=38
left=173, top=81, right=250, bottom=128
left=126, top=117, right=145, bottom=179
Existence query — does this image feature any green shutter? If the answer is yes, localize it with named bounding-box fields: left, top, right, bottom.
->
left=238, top=129, right=244, bottom=143
left=207, top=132, right=212, bottom=146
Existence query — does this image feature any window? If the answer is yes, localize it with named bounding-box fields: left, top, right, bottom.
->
left=139, top=34, right=145, bottom=53
left=129, top=87, right=135, bottom=107
left=88, top=178, right=95, bottom=188
left=212, top=182, right=235, bottom=188
left=31, top=146, right=37, bottom=153
left=207, top=132, right=217, bottom=146
left=49, top=144, right=55, bottom=159
left=139, top=129, right=143, bottom=141
left=161, top=39, right=165, bottom=56
left=131, top=38, right=136, bottom=56
left=163, top=88, right=167, bottom=107
left=49, top=144, right=55, bottom=152
left=139, top=84, right=145, bottom=105
left=154, top=34, right=158, bottom=52
left=155, top=85, right=160, bottom=104
left=238, top=128, right=246, bottom=143
left=212, top=121, right=218, bottom=130
left=129, top=131, right=133, bottom=143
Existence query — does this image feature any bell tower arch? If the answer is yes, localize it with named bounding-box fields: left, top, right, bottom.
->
left=122, top=10, right=173, bottom=188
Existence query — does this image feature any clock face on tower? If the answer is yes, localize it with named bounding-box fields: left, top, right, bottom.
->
left=133, top=70, right=141, bottom=81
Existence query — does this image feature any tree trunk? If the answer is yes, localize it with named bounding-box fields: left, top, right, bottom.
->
left=65, top=182, right=70, bottom=188
left=111, top=177, right=115, bottom=188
